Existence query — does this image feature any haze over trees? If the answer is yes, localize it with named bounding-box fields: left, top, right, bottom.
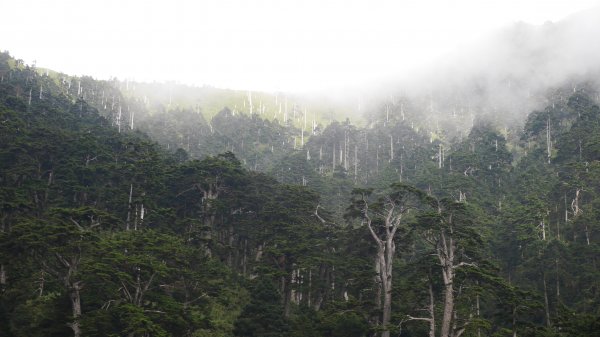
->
left=2, top=7, right=600, bottom=337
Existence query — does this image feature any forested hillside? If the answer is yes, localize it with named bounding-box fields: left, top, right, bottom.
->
left=2, top=47, right=600, bottom=337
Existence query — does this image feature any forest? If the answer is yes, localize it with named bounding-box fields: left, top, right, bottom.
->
left=1, top=47, right=600, bottom=337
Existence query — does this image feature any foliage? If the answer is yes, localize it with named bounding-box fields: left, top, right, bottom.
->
left=2, top=51, right=600, bottom=337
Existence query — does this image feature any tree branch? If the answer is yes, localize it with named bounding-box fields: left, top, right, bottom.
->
left=183, top=293, right=208, bottom=306
left=175, top=185, right=198, bottom=198
left=69, top=217, right=85, bottom=232
left=120, top=281, right=133, bottom=302
left=143, top=309, right=166, bottom=314
left=452, top=262, right=477, bottom=270
left=314, top=204, right=327, bottom=224
left=55, top=252, right=71, bottom=268
left=405, top=315, right=433, bottom=322
left=361, top=194, right=383, bottom=247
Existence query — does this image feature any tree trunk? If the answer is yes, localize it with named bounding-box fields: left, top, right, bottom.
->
left=546, top=118, right=551, bottom=164
left=0, top=263, right=6, bottom=286
left=283, top=273, right=292, bottom=318
left=126, top=184, right=133, bottom=231
left=512, top=305, right=517, bottom=337
left=370, top=236, right=397, bottom=337
left=543, top=273, right=551, bottom=327
left=380, top=239, right=394, bottom=337
left=585, top=225, right=590, bottom=245
left=0, top=214, right=6, bottom=287
left=359, top=191, right=410, bottom=337
left=227, top=224, right=234, bottom=267
left=428, top=274, right=436, bottom=337
left=476, top=281, right=481, bottom=337
left=555, top=259, right=560, bottom=301
left=440, top=279, right=454, bottom=337
left=255, top=242, right=264, bottom=262
left=439, top=230, right=455, bottom=337
left=242, top=239, right=248, bottom=275
left=69, top=281, right=82, bottom=337
left=372, top=255, right=382, bottom=327
left=38, top=270, right=45, bottom=297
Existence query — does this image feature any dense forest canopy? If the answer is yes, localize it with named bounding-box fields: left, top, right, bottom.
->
left=2, top=11, right=600, bottom=336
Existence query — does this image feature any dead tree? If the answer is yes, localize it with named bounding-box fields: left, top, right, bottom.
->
left=348, top=184, right=424, bottom=337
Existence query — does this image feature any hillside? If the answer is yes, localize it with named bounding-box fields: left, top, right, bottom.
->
left=3, top=7, right=600, bottom=335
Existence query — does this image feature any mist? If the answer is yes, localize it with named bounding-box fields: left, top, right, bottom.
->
left=3, top=1, right=600, bottom=136
left=359, top=6, right=600, bottom=135
left=126, top=5, right=600, bottom=141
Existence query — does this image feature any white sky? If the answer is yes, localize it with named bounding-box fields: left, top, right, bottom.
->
left=1, top=0, right=599, bottom=92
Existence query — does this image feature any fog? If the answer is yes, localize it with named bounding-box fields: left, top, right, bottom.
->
left=2, top=1, right=600, bottom=133
left=2, top=0, right=598, bottom=93
left=352, top=6, right=600, bottom=135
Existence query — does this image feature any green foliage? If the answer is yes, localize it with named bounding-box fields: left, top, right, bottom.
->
left=3, top=51, right=600, bottom=337
left=234, top=277, right=288, bottom=337
left=8, top=292, right=71, bottom=337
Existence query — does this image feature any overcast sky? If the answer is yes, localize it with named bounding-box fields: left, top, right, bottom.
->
left=2, top=0, right=599, bottom=92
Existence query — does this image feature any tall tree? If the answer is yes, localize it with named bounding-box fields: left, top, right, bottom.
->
left=347, top=183, right=424, bottom=337
left=418, top=198, right=489, bottom=337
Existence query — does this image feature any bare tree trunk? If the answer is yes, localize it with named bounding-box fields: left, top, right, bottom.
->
left=307, top=269, right=312, bottom=307
left=126, top=184, right=133, bottom=231
left=314, top=291, right=324, bottom=311
left=380, top=241, right=393, bottom=337
left=376, top=146, right=379, bottom=173
left=242, top=239, right=248, bottom=275
left=130, top=108, right=135, bottom=130
left=440, top=278, right=454, bottom=337
left=543, top=273, right=551, bottom=328
left=546, top=118, right=551, bottom=163
left=374, top=255, right=382, bottom=315
left=476, top=296, right=481, bottom=337
left=512, top=305, right=517, bottom=337
left=371, top=224, right=397, bottom=337
left=133, top=205, right=139, bottom=231
left=0, top=214, right=6, bottom=286
left=290, top=269, right=297, bottom=304
left=68, top=281, right=82, bottom=337
left=344, top=131, right=348, bottom=170
left=332, top=145, right=336, bottom=172
left=283, top=273, right=292, bottom=318
left=541, top=220, right=546, bottom=241
left=354, top=144, right=358, bottom=182
left=585, top=225, right=591, bottom=245
left=439, top=230, right=455, bottom=337
left=117, top=106, right=122, bottom=133
left=555, top=258, right=560, bottom=301
left=0, top=263, right=6, bottom=286
left=390, top=135, right=394, bottom=161
left=37, top=270, right=45, bottom=297
left=227, top=224, right=234, bottom=267
left=428, top=275, right=436, bottom=337
left=358, top=191, right=412, bottom=337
